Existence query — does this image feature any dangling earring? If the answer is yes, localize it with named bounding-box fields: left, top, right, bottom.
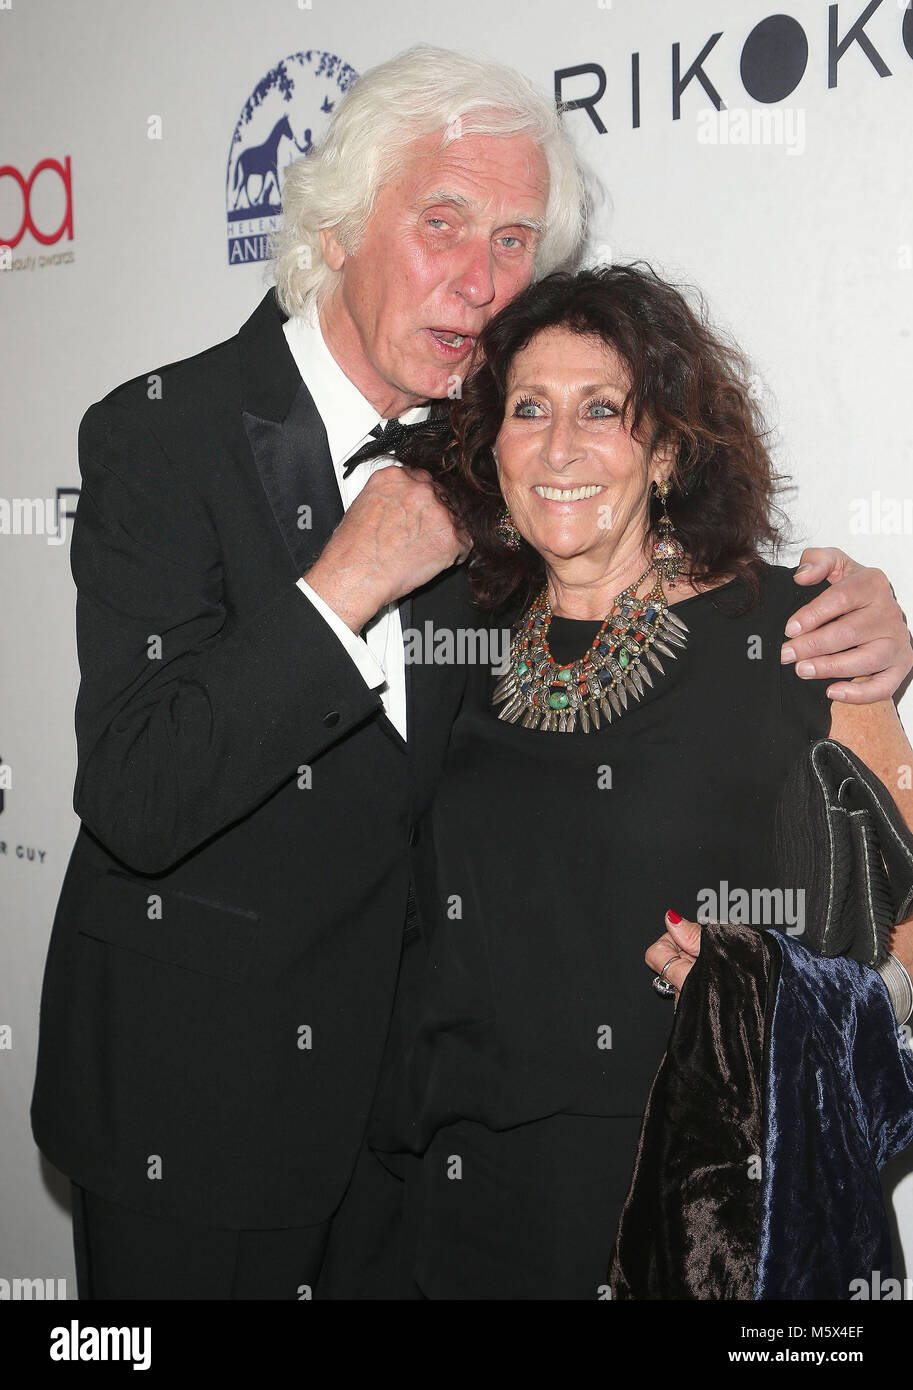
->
left=496, top=507, right=522, bottom=550
left=651, top=478, right=685, bottom=585
left=492, top=445, right=522, bottom=550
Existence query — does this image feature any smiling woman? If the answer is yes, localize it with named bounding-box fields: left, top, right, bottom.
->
left=430, top=262, right=784, bottom=614
left=494, top=326, right=673, bottom=606
left=372, top=261, right=913, bottom=1300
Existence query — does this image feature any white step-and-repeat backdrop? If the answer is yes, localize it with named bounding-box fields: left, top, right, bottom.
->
left=2, top=0, right=912, bottom=1296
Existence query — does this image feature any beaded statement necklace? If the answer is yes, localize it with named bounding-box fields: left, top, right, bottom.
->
left=492, top=564, right=688, bottom=733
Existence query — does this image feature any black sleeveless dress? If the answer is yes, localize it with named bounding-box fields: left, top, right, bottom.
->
left=388, top=563, right=833, bottom=1299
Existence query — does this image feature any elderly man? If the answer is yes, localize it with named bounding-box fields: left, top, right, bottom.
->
left=31, top=44, right=912, bottom=1300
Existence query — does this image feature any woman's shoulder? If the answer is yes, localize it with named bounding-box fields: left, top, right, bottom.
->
left=708, top=561, right=834, bottom=740
left=751, top=560, right=830, bottom=623
left=683, top=560, right=829, bottom=626
left=755, top=561, right=834, bottom=737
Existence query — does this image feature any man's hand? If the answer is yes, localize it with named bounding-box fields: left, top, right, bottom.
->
left=303, top=466, right=471, bottom=634
left=644, top=910, right=702, bottom=996
left=782, top=548, right=912, bottom=704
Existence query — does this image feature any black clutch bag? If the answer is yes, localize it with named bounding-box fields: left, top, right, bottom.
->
left=774, top=738, right=913, bottom=969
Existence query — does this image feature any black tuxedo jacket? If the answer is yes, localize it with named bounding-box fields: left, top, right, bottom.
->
left=31, top=288, right=476, bottom=1228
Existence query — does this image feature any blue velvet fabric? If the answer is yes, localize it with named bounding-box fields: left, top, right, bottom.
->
left=756, top=933, right=913, bottom=1300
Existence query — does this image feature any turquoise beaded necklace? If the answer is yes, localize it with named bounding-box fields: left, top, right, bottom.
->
left=492, top=563, right=688, bottom=734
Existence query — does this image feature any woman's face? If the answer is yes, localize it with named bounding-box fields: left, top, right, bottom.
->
left=494, top=325, right=666, bottom=575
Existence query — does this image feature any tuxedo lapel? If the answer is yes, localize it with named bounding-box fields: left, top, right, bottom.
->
left=236, top=290, right=469, bottom=776
left=242, top=385, right=343, bottom=575
left=238, top=289, right=343, bottom=575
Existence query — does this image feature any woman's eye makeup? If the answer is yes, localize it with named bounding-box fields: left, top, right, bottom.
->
left=509, top=394, right=622, bottom=419
left=586, top=397, right=621, bottom=418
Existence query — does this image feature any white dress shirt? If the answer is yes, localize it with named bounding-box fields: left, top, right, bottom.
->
left=284, top=303, right=428, bottom=742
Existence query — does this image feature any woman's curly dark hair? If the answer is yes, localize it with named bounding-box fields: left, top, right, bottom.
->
left=400, top=262, right=788, bottom=613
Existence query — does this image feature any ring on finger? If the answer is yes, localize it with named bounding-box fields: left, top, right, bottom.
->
left=652, top=954, right=680, bottom=999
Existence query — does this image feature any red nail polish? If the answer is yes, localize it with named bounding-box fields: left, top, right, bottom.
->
left=666, top=910, right=682, bottom=925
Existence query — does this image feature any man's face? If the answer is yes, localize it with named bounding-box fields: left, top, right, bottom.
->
left=318, top=128, right=550, bottom=417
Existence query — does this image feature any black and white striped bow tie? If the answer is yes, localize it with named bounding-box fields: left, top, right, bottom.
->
left=341, top=414, right=452, bottom=478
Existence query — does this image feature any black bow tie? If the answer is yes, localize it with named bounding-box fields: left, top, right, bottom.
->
left=341, top=414, right=451, bottom=478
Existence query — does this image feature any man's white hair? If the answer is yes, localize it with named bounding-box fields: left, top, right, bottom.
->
left=269, top=43, right=588, bottom=316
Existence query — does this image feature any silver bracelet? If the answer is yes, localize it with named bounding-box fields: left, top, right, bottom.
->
left=877, top=953, right=913, bottom=1027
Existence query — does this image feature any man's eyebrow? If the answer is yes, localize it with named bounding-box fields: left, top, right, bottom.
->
left=420, top=190, right=471, bottom=209
left=418, top=190, right=545, bottom=234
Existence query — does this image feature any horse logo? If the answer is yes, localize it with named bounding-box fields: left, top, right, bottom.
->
left=230, top=116, right=309, bottom=211
left=226, top=50, right=358, bottom=266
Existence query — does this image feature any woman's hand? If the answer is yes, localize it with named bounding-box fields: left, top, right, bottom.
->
left=645, top=910, right=702, bottom=995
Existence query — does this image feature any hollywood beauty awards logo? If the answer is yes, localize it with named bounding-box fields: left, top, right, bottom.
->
left=0, top=157, right=74, bottom=273
left=226, top=50, right=358, bottom=267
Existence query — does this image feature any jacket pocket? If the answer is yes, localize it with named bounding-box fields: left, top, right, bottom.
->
left=76, top=870, right=260, bottom=983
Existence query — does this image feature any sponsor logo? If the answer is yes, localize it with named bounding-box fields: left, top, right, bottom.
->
left=557, top=3, right=913, bottom=133
left=0, top=157, right=74, bottom=270
left=226, top=50, right=357, bottom=266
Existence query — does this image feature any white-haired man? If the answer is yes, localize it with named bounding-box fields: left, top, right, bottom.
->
left=32, top=44, right=913, bottom=1300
